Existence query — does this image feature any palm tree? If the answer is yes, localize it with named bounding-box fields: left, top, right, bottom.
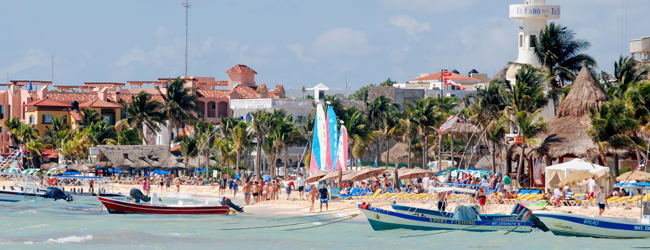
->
left=367, top=95, right=398, bottom=165
left=398, top=116, right=416, bottom=168
left=215, top=138, right=234, bottom=171
left=341, top=107, right=373, bottom=167
left=273, top=115, right=299, bottom=179
left=508, top=109, right=547, bottom=182
left=86, top=119, right=118, bottom=145
left=158, top=77, right=200, bottom=148
left=609, top=55, right=650, bottom=98
left=115, top=124, right=142, bottom=145
left=231, top=121, right=252, bottom=174
left=533, top=22, right=596, bottom=90
left=251, top=110, right=270, bottom=180
left=118, top=91, right=164, bottom=145
left=3, top=117, right=23, bottom=146
left=175, top=136, right=199, bottom=169
left=320, top=94, right=345, bottom=117
left=485, top=117, right=509, bottom=172
left=588, top=99, right=644, bottom=176
left=25, top=139, right=45, bottom=168
left=376, top=109, right=400, bottom=168
left=79, top=108, right=100, bottom=127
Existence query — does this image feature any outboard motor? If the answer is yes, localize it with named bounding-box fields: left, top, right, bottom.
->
left=129, top=188, right=151, bottom=203
left=220, top=197, right=244, bottom=213
left=45, top=187, right=73, bottom=202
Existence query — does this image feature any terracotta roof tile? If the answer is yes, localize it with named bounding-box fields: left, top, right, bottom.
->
left=229, top=85, right=259, bottom=99
left=24, top=99, right=72, bottom=108
left=119, top=94, right=164, bottom=103
left=410, top=72, right=481, bottom=82
left=257, top=84, right=268, bottom=93
left=273, top=85, right=286, bottom=98
left=226, top=64, right=257, bottom=75
left=69, top=110, right=82, bottom=121
left=46, top=92, right=98, bottom=103
left=79, top=99, right=122, bottom=109
left=196, top=90, right=230, bottom=99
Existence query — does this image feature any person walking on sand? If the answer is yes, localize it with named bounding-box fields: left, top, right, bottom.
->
left=165, top=175, right=171, bottom=192
left=243, top=181, right=251, bottom=205
left=587, top=177, right=596, bottom=199
left=175, top=177, right=181, bottom=192
left=319, top=185, right=330, bottom=212
left=309, top=186, right=318, bottom=213
left=297, top=173, right=305, bottom=199
left=143, top=179, right=149, bottom=195
left=286, top=180, right=294, bottom=200
left=596, top=186, right=608, bottom=216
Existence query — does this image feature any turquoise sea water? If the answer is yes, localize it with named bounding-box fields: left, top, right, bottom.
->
left=0, top=197, right=647, bottom=249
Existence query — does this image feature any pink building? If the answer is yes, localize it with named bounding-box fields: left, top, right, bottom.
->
left=0, top=64, right=286, bottom=152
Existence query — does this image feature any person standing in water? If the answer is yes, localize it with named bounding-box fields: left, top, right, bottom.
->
left=596, top=186, right=608, bottom=216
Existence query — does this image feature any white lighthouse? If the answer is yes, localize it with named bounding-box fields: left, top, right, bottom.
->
left=509, top=0, right=560, bottom=66
left=505, top=0, right=561, bottom=136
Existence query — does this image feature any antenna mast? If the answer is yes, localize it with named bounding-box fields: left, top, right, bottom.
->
left=183, top=0, right=191, bottom=77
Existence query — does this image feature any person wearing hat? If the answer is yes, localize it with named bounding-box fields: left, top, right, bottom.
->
left=595, top=186, right=608, bottom=216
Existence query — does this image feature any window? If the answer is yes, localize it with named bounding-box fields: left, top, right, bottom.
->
left=7, top=105, right=10, bottom=118
left=0, top=105, right=4, bottom=119
left=211, top=102, right=216, bottom=109
left=519, top=34, right=523, bottom=48
left=42, top=114, right=53, bottom=124
left=62, top=115, right=67, bottom=124
left=29, top=115, right=35, bottom=125
left=101, top=115, right=114, bottom=125
left=529, top=35, right=536, bottom=48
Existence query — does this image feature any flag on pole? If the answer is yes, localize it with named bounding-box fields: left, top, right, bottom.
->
left=636, top=159, right=646, bottom=171
left=28, top=81, right=33, bottom=91
left=438, top=115, right=464, bottom=133
left=443, top=78, right=466, bottom=90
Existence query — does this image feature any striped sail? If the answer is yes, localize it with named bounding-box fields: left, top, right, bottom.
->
left=311, top=112, right=321, bottom=171
left=337, top=125, right=348, bottom=171
left=314, top=103, right=328, bottom=170
left=327, top=106, right=338, bottom=170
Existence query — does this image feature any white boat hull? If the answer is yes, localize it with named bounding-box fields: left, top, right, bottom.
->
left=360, top=206, right=532, bottom=232
left=534, top=211, right=650, bottom=238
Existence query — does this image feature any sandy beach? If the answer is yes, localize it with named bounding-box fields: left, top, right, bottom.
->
left=1, top=180, right=642, bottom=218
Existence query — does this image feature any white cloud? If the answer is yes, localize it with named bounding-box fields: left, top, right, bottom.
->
left=382, top=0, right=478, bottom=13
left=255, top=44, right=277, bottom=56
left=389, top=15, right=431, bottom=39
left=286, top=43, right=316, bottom=63
left=0, top=49, right=51, bottom=75
left=311, top=28, right=375, bottom=57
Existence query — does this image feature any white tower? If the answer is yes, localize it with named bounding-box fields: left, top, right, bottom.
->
left=509, top=0, right=560, bottom=66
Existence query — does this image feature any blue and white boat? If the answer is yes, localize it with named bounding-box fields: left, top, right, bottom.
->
left=534, top=182, right=650, bottom=238
left=358, top=204, right=533, bottom=232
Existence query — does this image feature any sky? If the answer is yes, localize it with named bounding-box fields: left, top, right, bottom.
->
left=0, top=0, right=648, bottom=91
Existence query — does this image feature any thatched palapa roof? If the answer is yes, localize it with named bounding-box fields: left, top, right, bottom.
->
left=536, top=62, right=608, bottom=160
left=97, top=145, right=184, bottom=170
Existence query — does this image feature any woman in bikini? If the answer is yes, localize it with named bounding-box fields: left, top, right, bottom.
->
left=262, top=183, right=269, bottom=201
left=309, top=186, right=318, bottom=213
left=476, top=187, right=487, bottom=214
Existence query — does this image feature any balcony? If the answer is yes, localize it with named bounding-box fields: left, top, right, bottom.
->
left=230, top=99, right=316, bottom=109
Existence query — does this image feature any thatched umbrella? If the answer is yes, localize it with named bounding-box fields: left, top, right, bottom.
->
left=305, top=170, right=329, bottom=183
left=559, top=170, right=596, bottom=187
left=348, top=167, right=386, bottom=182
left=319, top=169, right=357, bottom=182
left=534, top=62, right=608, bottom=161
left=401, top=167, right=434, bottom=179
left=40, top=162, right=59, bottom=171
left=616, top=171, right=650, bottom=182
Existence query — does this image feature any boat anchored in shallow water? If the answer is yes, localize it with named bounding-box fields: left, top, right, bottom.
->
left=98, top=188, right=244, bottom=215
left=358, top=204, right=533, bottom=232
left=534, top=183, right=650, bottom=238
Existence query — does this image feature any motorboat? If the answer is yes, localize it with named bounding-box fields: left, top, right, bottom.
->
left=98, top=189, right=244, bottom=215
left=358, top=203, right=533, bottom=232
left=534, top=182, right=650, bottom=238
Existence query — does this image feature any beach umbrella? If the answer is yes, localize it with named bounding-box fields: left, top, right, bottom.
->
left=400, top=168, right=434, bottom=179
left=348, top=167, right=386, bottom=182
left=559, top=170, right=597, bottom=187
left=40, top=162, right=59, bottom=171
left=616, top=171, right=650, bottom=182
left=319, top=169, right=357, bottom=182
left=305, top=170, right=329, bottom=183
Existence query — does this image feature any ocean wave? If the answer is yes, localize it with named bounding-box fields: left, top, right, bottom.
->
left=44, top=235, right=93, bottom=244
